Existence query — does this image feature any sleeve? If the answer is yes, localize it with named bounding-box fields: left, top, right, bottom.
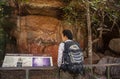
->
left=57, top=42, right=64, bottom=67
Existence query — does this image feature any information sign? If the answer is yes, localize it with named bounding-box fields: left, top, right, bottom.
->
left=2, top=54, right=53, bottom=67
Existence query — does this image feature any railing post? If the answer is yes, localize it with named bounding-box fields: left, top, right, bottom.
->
left=107, top=66, right=110, bottom=79
left=26, top=69, right=29, bottom=79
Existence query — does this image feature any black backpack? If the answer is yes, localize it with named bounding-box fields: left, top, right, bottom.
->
left=60, top=41, right=84, bottom=75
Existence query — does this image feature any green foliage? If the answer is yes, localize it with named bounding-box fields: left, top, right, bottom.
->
left=0, top=0, right=14, bottom=17
left=0, top=1, right=6, bottom=17
left=89, top=0, right=120, bottom=36
left=0, top=0, right=16, bottom=33
left=0, top=1, right=6, bottom=61
left=0, top=18, right=16, bottom=32
left=0, top=0, right=17, bottom=61
left=61, top=0, right=120, bottom=43
left=62, top=0, right=120, bottom=30
left=61, top=0, right=85, bottom=25
left=0, top=28, right=6, bottom=60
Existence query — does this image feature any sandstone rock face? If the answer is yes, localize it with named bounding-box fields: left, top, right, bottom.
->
left=9, top=0, right=85, bottom=66
left=28, top=0, right=63, bottom=7
left=23, top=0, right=63, bottom=18
left=12, top=15, right=85, bottom=65
left=13, top=15, right=61, bottom=65
left=109, top=38, right=120, bottom=54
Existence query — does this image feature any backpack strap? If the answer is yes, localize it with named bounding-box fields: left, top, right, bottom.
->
left=61, top=42, right=65, bottom=64
left=62, top=41, right=71, bottom=64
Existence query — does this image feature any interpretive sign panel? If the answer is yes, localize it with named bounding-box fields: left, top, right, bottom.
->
left=2, top=54, right=53, bottom=67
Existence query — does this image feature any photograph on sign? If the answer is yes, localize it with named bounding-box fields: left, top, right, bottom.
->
left=32, top=57, right=53, bottom=67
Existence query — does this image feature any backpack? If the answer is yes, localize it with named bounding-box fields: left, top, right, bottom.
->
left=60, top=41, right=84, bottom=75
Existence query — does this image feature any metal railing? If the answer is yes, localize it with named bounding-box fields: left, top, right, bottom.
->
left=0, top=66, right=56, bottom=79
left=84, top=63, right=120, bottom=79
left=0, top=63, right=120, bottom=79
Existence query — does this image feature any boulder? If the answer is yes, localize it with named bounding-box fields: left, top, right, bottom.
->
left=109, top=38, right=120, bottom=54
left=104, top=50, right=118, bottom=57
left=95, top=56, right=115, bottom=75
left=95, top=56, right=120, bottom=79
left=110, top=58, right=120, bottom=79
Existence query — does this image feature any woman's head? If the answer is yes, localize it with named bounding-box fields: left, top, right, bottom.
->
left=62, top=29, right=73, bottom=41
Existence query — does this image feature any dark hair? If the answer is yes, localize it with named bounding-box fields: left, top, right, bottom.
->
left=62, top=29, right=73, bottom=40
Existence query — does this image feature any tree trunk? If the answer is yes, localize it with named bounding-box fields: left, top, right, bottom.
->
left=86, top=0, right=92, bottom=64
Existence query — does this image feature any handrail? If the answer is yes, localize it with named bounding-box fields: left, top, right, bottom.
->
left=84, top=63, right=120, bottom=79
left=0, top=63, right=120, bottom=70
left=0, top=63, right=120, bottom=79
left=0, top=66, right=56, bottom=70
left=84, top=63, right=120, bottom=67
left=0, top=66, right=56, bottom=79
